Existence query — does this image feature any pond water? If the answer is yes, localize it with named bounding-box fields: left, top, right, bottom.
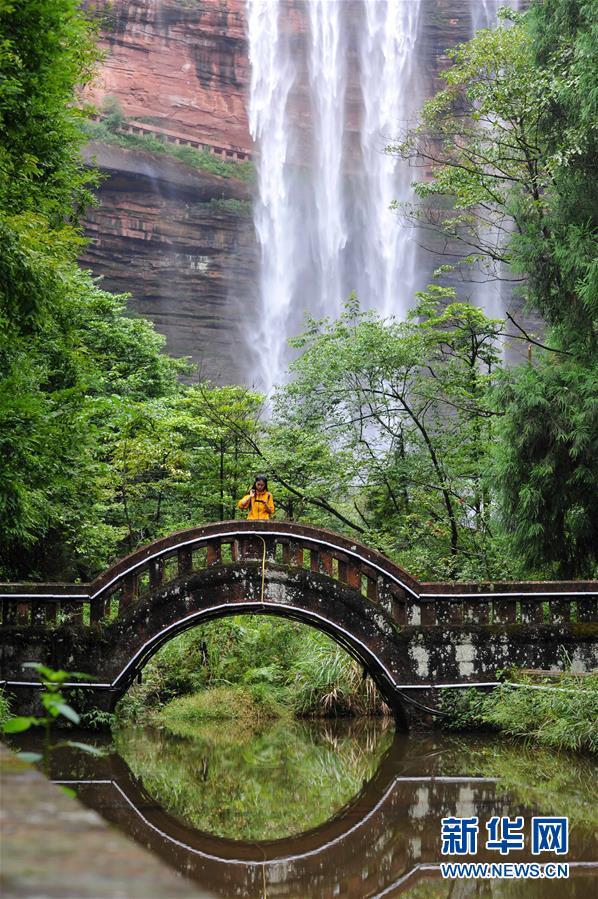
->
left=18, top=719, right=598, bottom=898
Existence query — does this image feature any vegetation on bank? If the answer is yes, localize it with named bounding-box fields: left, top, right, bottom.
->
left=149, top=687, right=289, bottom=734
left=439, top=673, right=598, bottom=754
left=434, top=735, right=598, bottom=829
left=116, top=618, right=389, bottom=726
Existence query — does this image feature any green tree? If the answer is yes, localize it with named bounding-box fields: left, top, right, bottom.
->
left=100, top=383, right=263, bottom=554
left=0, top=2, right=265, bottom=581
left=269, top=292, right=506, bottom=580
left=520, top=0, right=598, bottom=350
left=0, top=0, right=99, bottom=577
left=397, top=4, right=598, bottom=576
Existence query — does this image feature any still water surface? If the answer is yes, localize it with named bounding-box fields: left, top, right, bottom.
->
left=36, top=719, right=597, bottom=897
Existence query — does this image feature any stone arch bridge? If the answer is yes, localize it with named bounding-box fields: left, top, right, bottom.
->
left=1, top=521, right=596, bottom=724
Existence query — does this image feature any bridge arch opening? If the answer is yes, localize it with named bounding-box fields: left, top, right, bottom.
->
left=113, top=607, right=407, bottom=727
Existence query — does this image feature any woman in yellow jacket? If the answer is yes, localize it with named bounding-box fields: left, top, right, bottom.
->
left=237, top=474, right=275, bottom=520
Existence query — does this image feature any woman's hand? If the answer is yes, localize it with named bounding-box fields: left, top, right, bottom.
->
left=250, top=489, right=256, bottom=498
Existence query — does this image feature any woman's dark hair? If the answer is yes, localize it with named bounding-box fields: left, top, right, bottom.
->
left=252, top=474, right=268, bottom=491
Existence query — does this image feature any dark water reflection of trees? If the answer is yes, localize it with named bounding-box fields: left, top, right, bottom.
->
left=114, top=718, right=394, bottom=840
left=33, top=720, right=598, bottom=898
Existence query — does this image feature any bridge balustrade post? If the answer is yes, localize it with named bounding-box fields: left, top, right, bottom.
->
left=376, top=576, right=398, bottom=618
left=309, top=548, right=319, bottom=573
left=90, top=595, right=107, bottom=624
left=264, top=537, right=277, bottom=562
left=390, top=586, right=407, bottom=625
left=177, top=548, right=193, bottom=577
left=463, top=599, right=490, bottom=624
left=435, top=599, right=463, bottom=625
left=121, top=573, right=138, bottom=608
left=493, top=598, right=517, bottom=624
left=282, top=540, right=304, bottom=568
left=420, top=599, right=436, bottom=626
left=207, top=540, right=221, bottom=566
left=149, top=558, right=164, bottom=590
left=235, top=538, right=263, bottom=561
left=311, top=549, right=333, bottom=577
left=578, top=595, right=598, bottom=621
left=520, top=599, right=544, bottom=624
left=548, top=598, right=571, bottom=624
left=343, top=562, right=361, bottom=591
left=16, top=601, right=30, bottom=626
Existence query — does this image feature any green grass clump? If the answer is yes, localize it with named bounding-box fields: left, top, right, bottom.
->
left=291, top=640, right=387, bottom=717
left=152, top=685, right=290, bottom=736
left=440, top=673, right=598, bottom=754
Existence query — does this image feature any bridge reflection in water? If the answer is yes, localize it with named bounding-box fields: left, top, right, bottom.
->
left=43, top=723, right=598, bottom=899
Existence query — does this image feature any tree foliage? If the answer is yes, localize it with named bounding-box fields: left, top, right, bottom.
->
left=0, top=2, right=262, bottom=580
left=268, top=292, right=508, bottom=579
left=397, top=2, right=598, bottom=576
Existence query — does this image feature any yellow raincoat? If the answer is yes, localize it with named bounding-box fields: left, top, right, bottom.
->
left=237, top=489, right=275, bottom=520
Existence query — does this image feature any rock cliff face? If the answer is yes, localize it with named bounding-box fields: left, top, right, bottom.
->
left=81, top=142, right=256, bottom=383
left=80, top=0, right=256, bottom=382
left=83, top=0, right=251, bottom=153
left=80, top=0, right=519, bottom=382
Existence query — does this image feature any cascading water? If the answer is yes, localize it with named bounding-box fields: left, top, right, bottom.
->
left=247, top=0, right=522, bottom=393
left=470, top=0, right=521, bottom=32
left=247, top=1, right=297, bottom=391
left=306, top=0, right=347, bottom=318
left=356, top=0, right=421, bottom=319
left=247, top=0, right=423, bottom=394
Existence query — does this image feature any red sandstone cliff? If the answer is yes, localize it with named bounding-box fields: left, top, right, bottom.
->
left=81, top=142, right=257, bottom=384
left=83, top=0, right=251, bottom=153
left=80, top=0, right=257, bottom=382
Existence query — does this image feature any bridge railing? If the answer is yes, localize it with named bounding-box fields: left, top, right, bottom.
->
left=0, top=532, right=405, bottom=627
left=1, top=523, right=596, bottom=629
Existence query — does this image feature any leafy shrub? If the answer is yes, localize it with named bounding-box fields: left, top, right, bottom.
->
left=439, top=688, right=493, bottom=731
left=0, top=691, right=11, bottom=728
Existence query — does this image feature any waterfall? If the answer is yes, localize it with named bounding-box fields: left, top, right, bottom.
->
left=246, top=0, right=524, bottom=393
left=247, top=1, right=297, bottom=392
left=246, top=0, right=424, bottom=394
left=356, top=0, right=421, bottom=319
left=470, top=0, right=521, bottom=32
left=307, top=0, right=347, bottom=318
